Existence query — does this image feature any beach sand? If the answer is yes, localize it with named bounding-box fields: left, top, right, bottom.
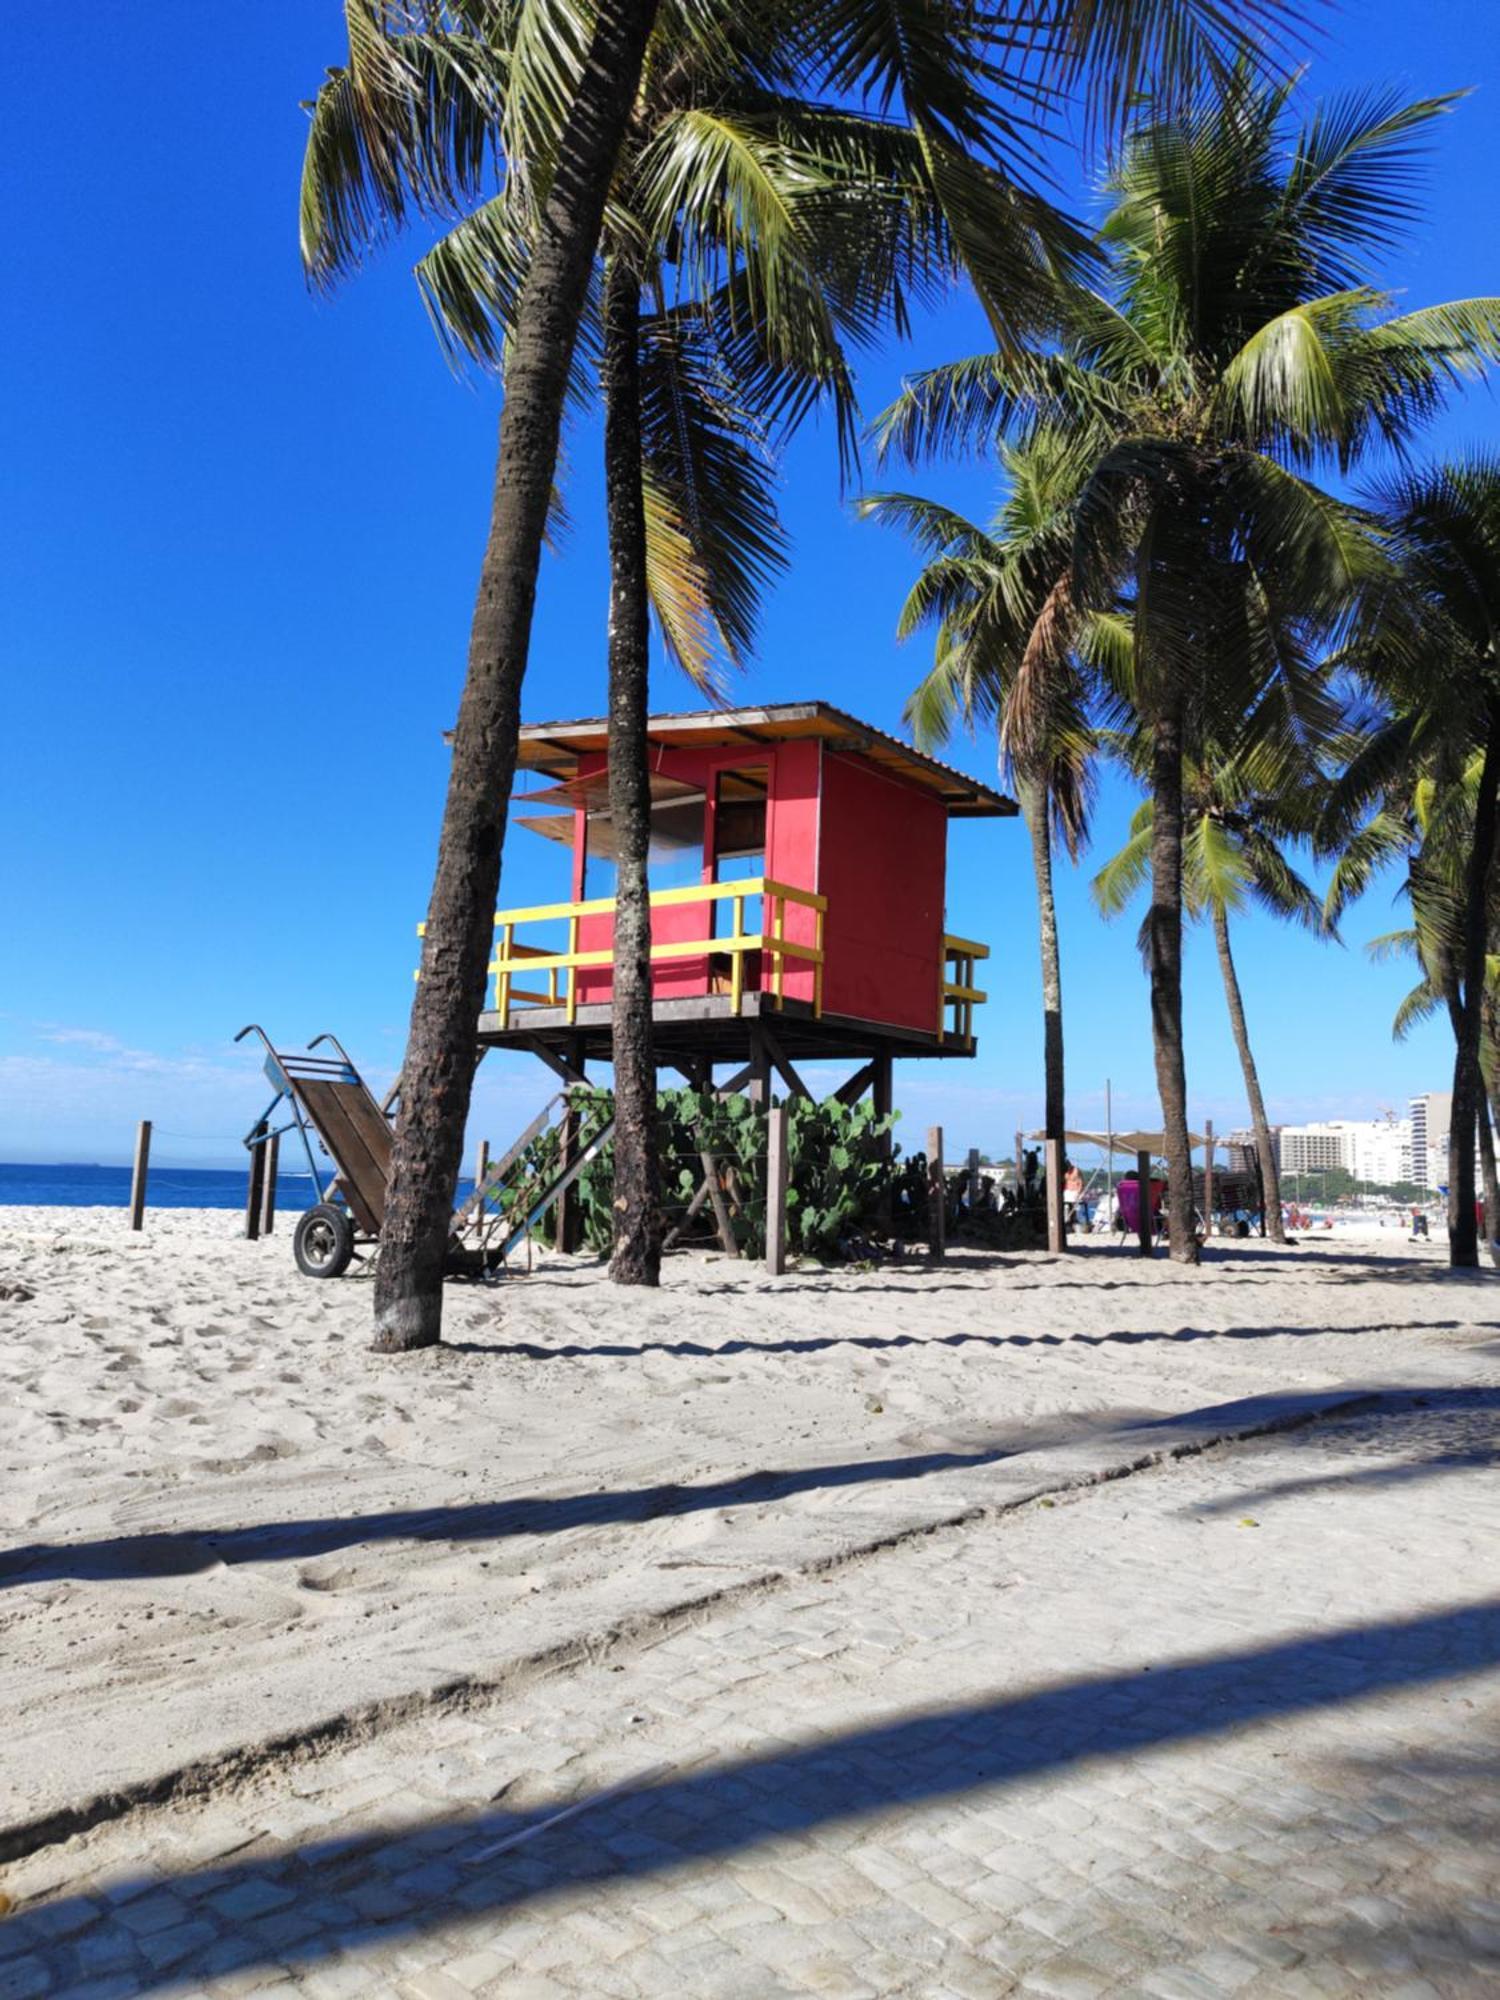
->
left=1, top=1206, right=1494, bottom=1845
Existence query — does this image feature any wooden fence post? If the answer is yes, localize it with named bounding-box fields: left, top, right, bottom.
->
left=474, top=1139, right=490, bottom=1214
left=259, top=1132, right=280, bottom=1236
left=245, top=1123, right=267, bottom=1241
left=765, top=1102, right=789, bottom=1275
left=1136, top=1147, right=1153, bottom=1258
left=129, top=1120, right=151, bottom=1232
left=1203, top=1118, right=1215, bottom=1242
left=967, top=1147, right=980, bottom=1211
left=928, top=1125, right=946, bottom=1261
left=1044, top=1137, right=1066, bottom=1254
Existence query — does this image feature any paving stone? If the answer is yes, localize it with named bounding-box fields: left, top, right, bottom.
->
left=9, top=1386, right=1500, bottom=1996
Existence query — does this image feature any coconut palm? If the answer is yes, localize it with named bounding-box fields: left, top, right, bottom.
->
left=1324, top=459, right=1500, bottom=1265
left=302, top=2, right=1314, bottom=1341
left=859, top=430, right=1096, bottom=1187
left=412, top=9, right=1086, bottom=1286
left=878, top=73, right=1500, bottom=1262
left=301, top=0, right=662, bottom=1344
left=1092, top=745, right=1329, bottom=1243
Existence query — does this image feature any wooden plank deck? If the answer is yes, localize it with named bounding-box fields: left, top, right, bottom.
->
left=476, top=991, right=978, bottom=1067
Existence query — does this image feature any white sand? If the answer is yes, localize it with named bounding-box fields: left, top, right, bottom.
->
left=2, top=1205, right=1495, bottom=1839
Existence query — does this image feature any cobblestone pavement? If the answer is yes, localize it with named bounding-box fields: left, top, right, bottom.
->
left=5, top=1387, right=1500, bottom=1997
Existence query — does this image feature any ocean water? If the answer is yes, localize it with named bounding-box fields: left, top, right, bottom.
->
left=0, top=1162, right=478, bottom=1212
left=0, top=1162, right=318, bottom=1210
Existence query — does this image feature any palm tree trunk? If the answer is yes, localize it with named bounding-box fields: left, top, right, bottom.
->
left=1447, top=706, right=1500, bottom=1268
left=1211, top=901, right=1286, bottom=1245
left=1018, top=771, right=1066, bottom=1235
left=371, top=0, right=660, bottom=1353
left=602, top=255, right=660, bottom=1286
left=1478, top=1088, right=1499, bottom=1267
left=1148, top=699, right=1200, bottom=1264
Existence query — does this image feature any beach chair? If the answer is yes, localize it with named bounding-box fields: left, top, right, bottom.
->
left=1113, top=1174, right=1165, bottom=1244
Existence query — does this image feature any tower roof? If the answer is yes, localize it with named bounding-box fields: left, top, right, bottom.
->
left=513, top=701, right=1016, bottom=818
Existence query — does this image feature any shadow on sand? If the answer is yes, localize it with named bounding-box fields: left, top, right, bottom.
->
left=0, top=1390, right=1367, bottom=1590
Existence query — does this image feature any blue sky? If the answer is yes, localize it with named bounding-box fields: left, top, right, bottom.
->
left=3, top=2, right=1499, bottom=1167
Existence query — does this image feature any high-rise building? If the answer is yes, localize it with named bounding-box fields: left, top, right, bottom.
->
left=1410, top=1092, right=1452, bottom=1191
left=1276, top=1116, right=1413, bottom=1186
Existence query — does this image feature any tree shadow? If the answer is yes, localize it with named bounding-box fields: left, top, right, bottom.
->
left=8, top=1594, right=1500, bottom=1994
left=0, top=1389, right=1375, bottom=1591
left=1182, top=1386, right=1500, bottom=1516
left=451, top=1313, right=1469, bottom=1362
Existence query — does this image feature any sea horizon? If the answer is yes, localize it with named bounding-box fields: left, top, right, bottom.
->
left=0, top=1161, right=480, bottom=1211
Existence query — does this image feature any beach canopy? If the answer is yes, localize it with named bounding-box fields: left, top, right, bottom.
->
left=1026, top=1128, right=1208, bottom=1155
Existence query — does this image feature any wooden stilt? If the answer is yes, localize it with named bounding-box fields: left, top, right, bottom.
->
left=927, top=1124, right=945, bottom=1261
left=766, top=1103, right=790, bottom=1275
left=747, top=1030, right=771, bottom=1107
left=873, top=1053, right=894, bottom=1230
left=129, top=1120, right=151, bottom=1232
left=967, top=1147, right=980, bottom=1211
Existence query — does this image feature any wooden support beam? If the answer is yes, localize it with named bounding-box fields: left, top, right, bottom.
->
left=700, top=1147, right=739, bottom=1256
left=520, top=1035, right=589, bottom=1089
left=927, top=1124, right=945, bottom=1262
left=967, top=1147, right=980, bottom=1211
left=715, top=1061, right=755, bottom=1098
left=662, top=1171, right=714, bottom=1250
left=260, top=1131, right=280, bottom=1237
left=474, top=1139, right=490, bottom=1214
left=129, top=1120, right=151, bottom=1233
left=1203, top=1118, right=1215, bottom=1242
left=1137, top=1148, right=1153, bottom=1258
left=758, top=1025, right=813, bottom=1101
left=245, top=1123, right=268, bottom=1242
left=766, top=1103, right=790, bottom=1276
left=833, top=1060, right=877, bottom=1108
left=1044, top=1136, right=1065, bottom=1254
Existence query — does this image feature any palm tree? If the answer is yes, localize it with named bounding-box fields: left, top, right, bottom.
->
left=303, top=0, right=662, bottom=1345
left=878, top=74, right=1500, bottom=1263
left=1325, top=459, right=1500, bottom=1266
left=1093, top=746, right=1328, bottom=1243
left=414, top=11, right=1056, bottom=1285
left=859, top=430, right=1096, bottom=1187
left=302, top=3, right=1314, bottom=1340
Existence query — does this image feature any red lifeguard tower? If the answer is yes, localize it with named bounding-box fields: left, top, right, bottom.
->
left=482, top=702, right=1011, bottom=1112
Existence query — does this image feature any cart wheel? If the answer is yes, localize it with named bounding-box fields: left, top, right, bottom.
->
left=294, top=1204, right=355, bottom=1279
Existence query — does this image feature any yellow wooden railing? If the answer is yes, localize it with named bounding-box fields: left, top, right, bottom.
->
left=486, top=877, right=827, bottom=1027
left=939, top=934, right=989, bottom=1044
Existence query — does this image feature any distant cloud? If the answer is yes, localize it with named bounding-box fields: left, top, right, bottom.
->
left=37, top=1025, right=126, bottom=1053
